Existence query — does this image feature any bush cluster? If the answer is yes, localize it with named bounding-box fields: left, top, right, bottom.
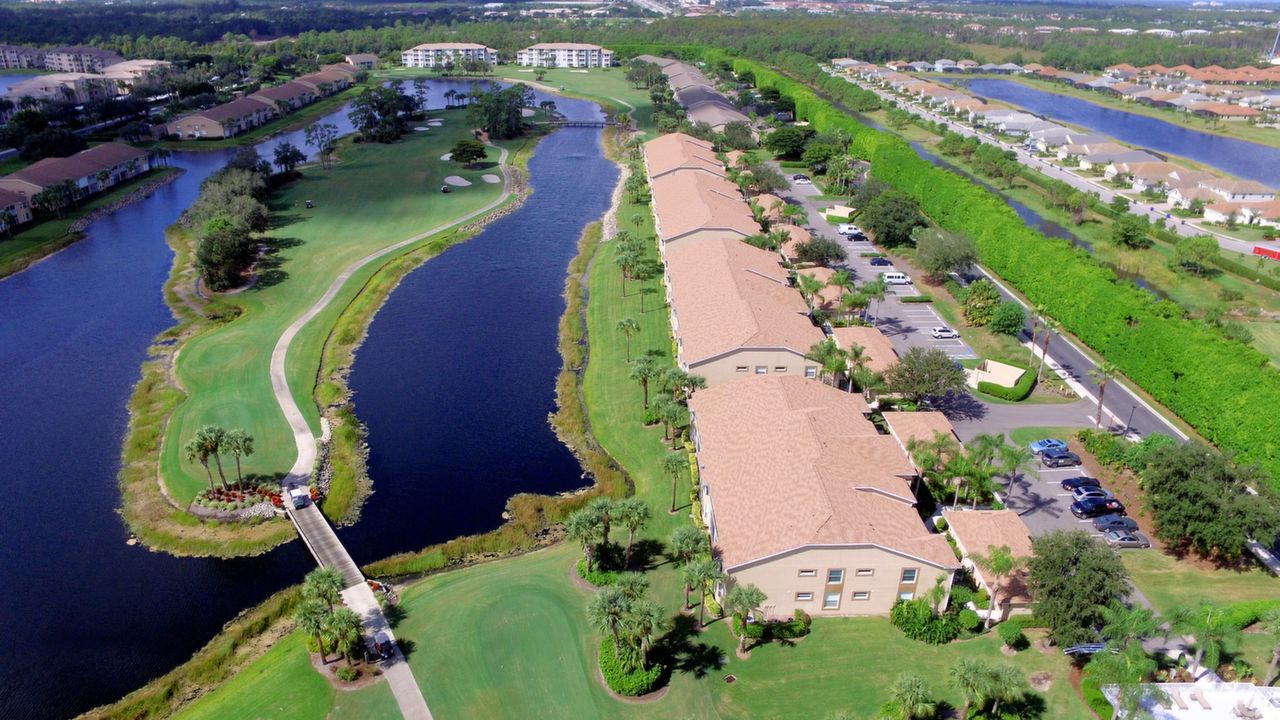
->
left=998, top=621, right=1028, bottom=650
left=890, top=598, right=960, bottom=645
left=977, top=364, right=1036, bottom=402
left=732, top=609, right=812, bottom=641
left=957, top=608, right=983, bottom=633
left=1222, top=599, right=1280, bottom=630
left=599, top=637, right=662, bottom=696
left=719, top=51, right=1280, bottom=485
left=1076, top=429, right=1176, bottom=473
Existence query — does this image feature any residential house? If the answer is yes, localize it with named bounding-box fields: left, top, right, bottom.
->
left=166, top=97, right=277, bottom=139
left=942, top=509, right=1035, bottom=621
left=6, top=73, right=115, bottom=104
left=0, top=188, right=33, bottom=231
left=1058, top=141, right=1127, bottom=161
left=797, top=267, right=843, bottom=314
left=830, top=326, right=899, bottom=374
left=248, top=80, right=316, bottom=113
left=0, top=45, right=41, bottom=69
left=294, top=69, right=354, bottom=96
left=957, top=60, right=979, bottom=72
left=1103, top=682, right=1280, bottom=719
left=664, top=237, right=824, bottom=385
left=1188, top=102, right=1262, bottom=121
left=515, top=43, right=613, bottom=68
left=400, top=43, right=499, bottom=68
left=1105, top=161, right=1182, bottom=192
left=344, top=53, right=379, bottom=70
left=1080, top=149, right=1160, bottom=171
left=98, top=59, right=171, bottom=93
left=0, top=142, right=150, bottom=200
left=777, top=224, right=812, bottom=263
left=881, top=411, right=959, bottom=476
left=1198, top=178, right=1276, bottom=203
left=643, top=133, right=725, bottom=180
left=689, top=376, right=958, bottom=618
left=934, top=59, right=958, bottom=73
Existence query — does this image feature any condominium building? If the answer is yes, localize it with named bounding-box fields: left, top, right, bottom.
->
left=401, top=43, right=499, bottom=69
left=41, top=47, right=124, bottom=73
left=515, top=43, right=613, bottom=68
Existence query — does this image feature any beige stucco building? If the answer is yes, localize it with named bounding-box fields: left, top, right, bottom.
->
left=401, top=43, right=498, bottom=68
left=689, top=377, right=959, bottom=618
left=516, top=43, right=613, bottom=68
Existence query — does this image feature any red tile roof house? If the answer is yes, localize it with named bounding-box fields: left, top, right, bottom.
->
left=1188, top=102, right=1263, bottom=121
left=166, top=96, right=277, bottom=139
left=942, top=509, right=1036, bottom=623
left=689, top=375, right=959, bottom=618
left=248, top=80, right=316, bottom=113
left=0, top=143, right=150, bottom=199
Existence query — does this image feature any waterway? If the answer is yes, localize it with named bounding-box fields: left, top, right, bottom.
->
left=948, top=77, right=1280, bottom=186
left=0, top=78, right=606, bottom=720
left=0, top=71, right=45, bottom=96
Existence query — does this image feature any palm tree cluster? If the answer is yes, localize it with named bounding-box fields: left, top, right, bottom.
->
left=948, top=658, right=1028, bottom=719
left=565, top=496, right=652, bottom=575
left=805, top=338, right=886, bottom=400
left=586, top=573, right=667, bottom=675
left=293, top=567, right=365, bottom=668
left=669, top=526, right=725, bottom=631
left=905, top=431, right=1033, bottom=509
left=612, top=229, right=659, bottom=297
left=628, top=357, right=704, bottom=450
left=182, top=424, right=256, bottom=493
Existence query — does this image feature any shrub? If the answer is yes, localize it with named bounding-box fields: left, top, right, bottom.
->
left=702, top=592, right=722, bottom=618
left=933, top=516, right=947, bottom=532
left=1080, top=676, right=1115, bottom=720
left=599, top=638, right=662, bottom=696
left=989, top=301, right=1025, bottom=336
left=958, top=608, right=983, bottom=632
left=335, top=666, right=358, bottom=682
left=732, top=610, right=812, bottom=641
left=576, top=558, right=620, bottom=587
left=950, top=585, right=974, bottom=607
left=998, top=621, right=1028, bottom=650
left=973, top=588, right=990, bottom=610
left=899, top=294, right=934, bottom=303
left=1222, top=599, right=1280, bottom=630
left=977, top=364, right=1035, bottom=401
left=890, top=599, right=961, bottom=644
left=1077, top=429, right=1129, bottom=469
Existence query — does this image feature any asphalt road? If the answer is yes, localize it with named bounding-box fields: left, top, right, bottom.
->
left=840, top=72, right=1267, bottom=257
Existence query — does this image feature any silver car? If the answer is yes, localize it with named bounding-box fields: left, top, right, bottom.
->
left=1071, top=486, right=1115, bottom=502
left=1104, top=530, right=1151, bottom=549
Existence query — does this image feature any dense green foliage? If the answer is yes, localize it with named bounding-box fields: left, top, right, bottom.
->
left=348, top=85, right=414, bottom=143
left=186, top=149, right=272, bottom=291
left=1027, top=530, right=1129, bottom=647
left=1142, top=444, right=1280, bottom=561
left=913, top=227, right=977, bottom=281
left=977, top=363, right=1036, bottom=402
left=1075, top=429, right=1177, bottom=474
left=989, top=302, right=1026, bottom=337
left=890, top=598, right=961, bottom=645
left=716, top=51, right=1280, bottom=484
left=886, top=347, right=968, bottom=402
left=598, top=637, right=662, bottom=696
left=998, top=622, right=1028, bottom=650
left=468, top=83, right=536, bottom=140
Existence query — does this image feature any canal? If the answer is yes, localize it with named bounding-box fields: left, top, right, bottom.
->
left=951, top=77, right=1280, bottom=186
left=0, top=79, right=606, bottom=720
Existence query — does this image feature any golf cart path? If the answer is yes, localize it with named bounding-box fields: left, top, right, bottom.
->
left=272, top=142, right=512, bottom=720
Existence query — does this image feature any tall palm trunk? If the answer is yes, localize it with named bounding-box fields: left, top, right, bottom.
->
left=584, top=544, right=594, bottom=574
left=670, top=474, right=678, bottom=513
left=201, top=460, right=214, bottom=493
left=212, top=453, right=229, bottom=489
left=1096, top=382, right=1107, bottom=428
left=1037, top=331, right=1051, bottom=382
left=641, top=379, right=649, bottom=409
left=315, top=633, right=329, bottom=664
left=624, top=529, right=636, bottom=568
left=232, top=451, right=243, bottom=485
left=985, top=586, right=1000, bottom=631
left=683, top=581, right=692, bottom=610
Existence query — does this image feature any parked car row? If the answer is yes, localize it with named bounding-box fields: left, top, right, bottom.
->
left=1030, top=438, right=1150, bottom=548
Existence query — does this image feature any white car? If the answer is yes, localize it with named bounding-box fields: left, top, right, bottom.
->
left=931, top=326, right=959, bottom=339
left=792, top=174, right=813, bottom=185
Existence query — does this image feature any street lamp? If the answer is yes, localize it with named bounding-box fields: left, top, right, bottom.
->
left=1127, top=405, right=1137, bottom=432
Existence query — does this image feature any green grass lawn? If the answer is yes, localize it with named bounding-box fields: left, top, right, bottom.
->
left=0, top=168, right=180, bottom=278
left=172, top=632, right=397, bottom=720
left=1247, top=321, right=1280, bottom=367
left=1122, top=551, right=1280, bottom=617
left=157, top=85, right=369, bottom=151
left=499, top=68, right=658, bottom=135
left=161, top=121, right=510, bottom=503
left=1008, top=426, right=1086, bottom=449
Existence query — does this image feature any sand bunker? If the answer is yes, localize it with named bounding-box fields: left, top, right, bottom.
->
left=481, top=174, right=501, bottom=184
left=444, top=176, right=472, bottom=187
left=521, top=108, right=535, bottom=117
left=427, top=120, right=444, bottom=127
left=440, top=153, right=452, bottom=161
left=414, top=126, right=429, bottom=131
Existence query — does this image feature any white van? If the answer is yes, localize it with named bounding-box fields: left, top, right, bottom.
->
left=881, top=271, right=911, bottom=285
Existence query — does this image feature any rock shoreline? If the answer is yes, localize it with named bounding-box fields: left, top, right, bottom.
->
left=68, top=169, right=185, bottom=233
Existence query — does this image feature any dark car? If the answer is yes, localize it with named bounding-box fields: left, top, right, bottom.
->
left=1041, top=449, right=1082, bottom=468
left=1061, top=476, right=1101, bottom=491
left=1092, top=514, right=1138, bottom=532
left=1071, top=497, right=1125, bottom=519
left=869, top=256, right=892, bottom=267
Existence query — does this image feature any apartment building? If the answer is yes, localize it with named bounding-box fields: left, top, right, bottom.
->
left=41, top=47, right=124, bottom=73
left=401, top=43, right=499, bottom=69
left=0, top=143, right=150, bottom=199
left=515, top=43, right=613, bottom=68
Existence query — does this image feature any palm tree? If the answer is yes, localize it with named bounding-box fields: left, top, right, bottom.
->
left=183, top=435, right=216, bottom=493
left=616, top=317, right=640, bottom=361
left=1029, top=303, right=1047, bottom=365
left=724, top=583, right=768, bottom=654
left=304, top=567, right=345, bottom=613
left=906, top=431, right=959, bottom=494
left=796, top=273, right=826, bottom=305
left=1089, top=361, right=1119, bottom=428
left=1261, top=609, right=1280, bottom=686
left=840, top=292, right=869, bottom=325
left=629, top=355, right=660, bottom=409
left=1036, top=316, right=1059, bottom=383
left=587, top=585, right=630, bottom=656
left=624, top=599, right=667, bottom=668
left=615, top=245, right=640, bottom=294
left=1086, top=643, right=1163, bottom=718
left=970, top=544, right=1028, bottom=629
left=295, top=598, right=331, bottom=663
left=565, top=507, right=604, bottom=575
left=965, top=433, right=1005, bottom=467
left=615, top=572, right=650, bottom=602
left=862, top=279, right=887, bottom=324
left=806, top=338, right=847, bottom=387
left=684, top=557, right=725, bottom=628
left=195, top=425, right=230, bottom=489
left=587, top=496, right=615, bottom=544
left=223, top=428, right=254, bottom=485
left=1099, top=601, right=1159, bottom=651
left=852, top=366, right=886, bottom=403
left=670, top=526, right=710, bottom=608
left=328, top=606, right=364, bottom=668
left=663, top=451, right=686, bottom=513
left=613, top=497, right=651, bottom=568
left=887, top=672, right=936, bottom=720
left=996, top=444, right=1034, bottom=488
left=986, top=663, right=1026, bottom=716
left=1170, top=601, right=1241, bottom=677
left=949, top=658, right=993, bottom=720
left=659, top=399, right=690, bottom=449
left=652, top=396, right=678, bottom=443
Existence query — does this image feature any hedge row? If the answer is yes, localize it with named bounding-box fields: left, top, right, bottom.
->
left=599, top=638, right=663, bottom=696
left=720, top=52, right=1280, bottom=485
left=978, top=364, right=1036, bottom=401
left=1222, top=599, right=1280, bottom=630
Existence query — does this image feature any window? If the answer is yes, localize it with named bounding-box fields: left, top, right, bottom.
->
left=823, top=591, right=840, bottom=609
left=804, top=366, right=817, bottom=379
left=774, top=366, right=788, bottom=373
left=899, top=591, right=914, bottom=601
left=735, top=366, right=748, bottom=373
left=795, top=592, right=814, bottom=602
left=852, top=591, right=871, bottom=601
left=798, top=569, right=817, bottom=578
left=900, top=568, right=918, bottom=584
left=855, top=569, right=874, bottom=577
left=755, top=366, right=767, bottom=375
left=827, top=569, right=844, bottom=584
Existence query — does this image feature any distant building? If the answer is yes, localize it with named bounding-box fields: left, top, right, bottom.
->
left=0, top=188, right=33, bottom=231
left=344, top=53, right=378, bottom=70
left=41, top=47, right=123, bottom=73
left=515, top=43, right=613, bottom=68
left=400, top=43, right=498, bottom=69
left=5, top=73, right=115, bottom=104
left=166, top=97, right=277, bottom=139
left=0, top=143, right=150, bottom=200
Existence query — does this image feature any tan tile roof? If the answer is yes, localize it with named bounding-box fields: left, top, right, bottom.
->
left=754, top=193, right=786, bottom=222
left=882, top=411, right=959, bottom=456
left=643, top=132, right=724, bottom=180
left=649, top=170, right=758, bottom=243
left=1061, top=141, right=1127, bottom=156
left=777, top=224, right=811, bottom=260
left=2, top=142, right=146, bottom=189
left=1110, top=160, right=1181, bottom=180
left=1189, top=101, right=1261, bottom=117
left=798, top=267, right=843, bottom=312
left=183, top=96, right=274, bottom=124
left=691, top=376, right=956, bottom=570
left=0, top=188, right=29, bottom=208
left=251, top=80, right=314, bottom=103
left=1201, top=178, right=1275, bottom=195
left=666, top=237, right=824, bottom=365
left=525, top=42, right=610, bottom=51
left=831, top=326, right=899, bottom=373
left=942, top=509, right=1034, bottom=603
left=407, top=42, right=493, bottom=51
